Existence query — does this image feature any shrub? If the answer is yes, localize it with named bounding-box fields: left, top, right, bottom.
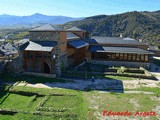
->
left=117, top=66, right=127, bottom=73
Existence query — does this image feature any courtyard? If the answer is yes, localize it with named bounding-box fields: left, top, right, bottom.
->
left=0, top=62, right=160, bottom=120
left=0, top=79, right=159, bottom=120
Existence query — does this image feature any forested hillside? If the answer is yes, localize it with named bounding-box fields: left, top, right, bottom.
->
left=64, top=10, right=160, bottom=46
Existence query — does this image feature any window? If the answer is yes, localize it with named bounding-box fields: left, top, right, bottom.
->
left=98, top=52, right=104, bottom=59
left=115, top=53, right=119, bottom=60
left=108, top=53, right=112, bottom=59
left=124, top=53, right=127, bottom=60
left=112, top=53, right=116, bottom=59
left=132, top=54, right=136, bottom=61
left=128, top=54, right=132, bottom=61
left=145, top=55, right=148, bottom=62
left=137, top=54, right=140, bottom=61
left=120, top=53, right=123, bottom=60
left=141, top=54, right=144, bottom=61
left=94, top=52, right=106, bottom=59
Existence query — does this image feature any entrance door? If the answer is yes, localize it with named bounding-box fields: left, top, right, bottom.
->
left=44, top=62, right=50, bottom=74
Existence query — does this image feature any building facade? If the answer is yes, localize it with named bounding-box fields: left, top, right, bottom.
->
left=20, top=24, right=153, bottom=77
left=21, top=24, right=67, bottom=76
left=86, top=37, right=152, bottom=68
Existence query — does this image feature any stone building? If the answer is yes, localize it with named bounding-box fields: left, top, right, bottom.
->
left=0, top=39, right=5, bottom=45
left=0, top=43, right=18, bottom=58
left=21, top=24, right=67, bottom=77
left=20, top=24, right=153, bottom=77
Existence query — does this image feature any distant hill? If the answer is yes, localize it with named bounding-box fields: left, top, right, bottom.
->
left=0, top=13, right=83, bottom=27
left=63, top=10, right=160, bottom=46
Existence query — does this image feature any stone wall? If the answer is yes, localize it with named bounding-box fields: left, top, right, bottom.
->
left=3, top=55, right=24, bottom=73
left=52, top=33, right=68, bottom=75
left=89, top=60, right=151, bottom=69
left=26, top=31, right=68, bottom=76
left=29, top=31, right=60, bottom=41
left=24, top=72, right=56, bottom=78
left=0, top=61, right=5, bottom=73
left=54, top=53, right=68, bottom=76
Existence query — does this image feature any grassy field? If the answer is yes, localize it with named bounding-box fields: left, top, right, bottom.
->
left=105, top=75, right=134, bottom=80
left=84, top=90, right=160, bottom=120
left=0, top=93, right=43, bottom=112
left=0, top=84, right=159, bottom=120
left=0, top=71, right=159, bottom=120
left=62, top=71, right=150, bottom=80
left=125, top=87, right=160, bottom=94
left=0, top=85, right=87, bottom=120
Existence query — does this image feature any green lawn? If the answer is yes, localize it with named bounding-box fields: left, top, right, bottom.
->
left=0, top=113, right=55, bottom=120
left=0, top=85, right=159, bottom=120
left=0, top=86, right=87, bottom=120
left=0, top=93, right=43, bottom=112
left=83, top=89, right=160, bottom=120
left=10, top=86, right=77, bottom=96
left=44, top=96, right=77, bottom=108
left=63, top=71, right=146, bottom=80
left=0, top=72, right=159, bottom=120
left=105, top=75, right=134, bottom=80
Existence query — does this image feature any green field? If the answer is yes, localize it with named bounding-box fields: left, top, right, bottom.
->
left=62, top=70, right=154, bottom=81
left=0, top=85, right=87, bottom=120
left=0, top=71, right=159, bottom=120
left=84, top=90, right=160, bottom=120
left=0, top=84, right=159, bottom=120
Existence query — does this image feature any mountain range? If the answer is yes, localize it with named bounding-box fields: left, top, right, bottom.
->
left=0, top=13, right=83, bottom=26
left=63, top=10, right=160, bottom=46
left=0, top=10, right=160, bottom=46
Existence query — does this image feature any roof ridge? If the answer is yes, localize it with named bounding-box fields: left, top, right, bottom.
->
left=31, top=24, right=63, bottom=31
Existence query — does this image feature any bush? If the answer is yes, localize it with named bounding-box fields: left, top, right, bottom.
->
left=117, top=66, right=126, bottom=73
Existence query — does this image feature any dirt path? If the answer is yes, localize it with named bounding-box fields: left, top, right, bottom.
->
left=16, top=78, right=160, bottom=92
left=123, top=79, right=160, bottom=89
left=124, top=91, right=154, bottom=94
left=17, top=82, right=52, bottom=89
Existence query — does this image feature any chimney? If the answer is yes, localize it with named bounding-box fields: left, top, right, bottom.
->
left=120, top=33, right=123, bottom=38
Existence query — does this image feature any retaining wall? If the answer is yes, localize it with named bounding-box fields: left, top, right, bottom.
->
left=89, top=60, right=151, bottom=69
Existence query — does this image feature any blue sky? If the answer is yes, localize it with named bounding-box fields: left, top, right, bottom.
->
left=0, top=0, right=159, bottom=17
